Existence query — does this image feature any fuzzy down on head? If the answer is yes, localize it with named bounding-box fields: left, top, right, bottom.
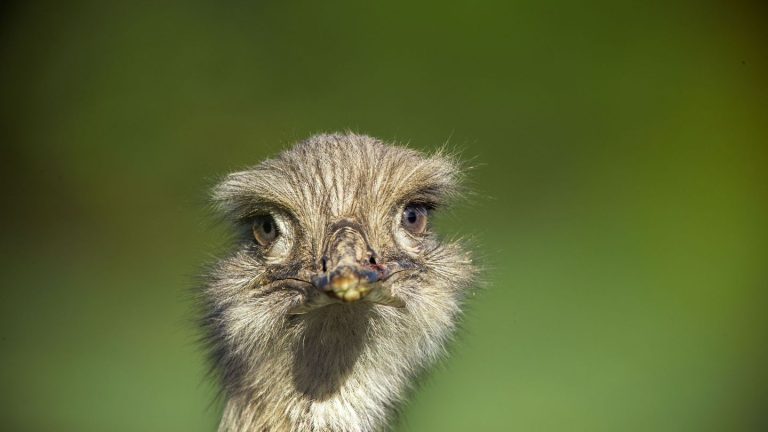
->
left=202, top=133, right=476, bottom=432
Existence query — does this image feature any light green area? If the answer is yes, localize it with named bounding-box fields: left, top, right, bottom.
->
left=1, top=1, right=766, bottom=431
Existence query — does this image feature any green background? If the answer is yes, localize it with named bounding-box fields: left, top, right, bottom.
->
left=1, top=1, right=766, bottom=431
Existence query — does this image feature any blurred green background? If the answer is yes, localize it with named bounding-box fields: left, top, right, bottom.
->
left=1, top=1, right=766, bottom=431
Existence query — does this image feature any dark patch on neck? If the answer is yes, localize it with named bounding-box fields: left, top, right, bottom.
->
left=291, top=302, right=373, bottom=401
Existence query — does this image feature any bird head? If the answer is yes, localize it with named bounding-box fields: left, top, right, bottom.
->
left=203, top=133, right=475, bottom=415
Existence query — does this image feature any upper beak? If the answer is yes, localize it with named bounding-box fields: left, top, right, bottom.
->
left=289, top=220, right=409, bottom=313
left=309, top=221, right=385, bottom=303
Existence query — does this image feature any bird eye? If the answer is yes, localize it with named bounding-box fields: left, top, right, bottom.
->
left=252, top=215, right=278, bottom=246
left=401, top=205, right=428, bottom=234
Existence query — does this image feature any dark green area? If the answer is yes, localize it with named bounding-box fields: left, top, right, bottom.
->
left=1, top=1, right=766, bottom=431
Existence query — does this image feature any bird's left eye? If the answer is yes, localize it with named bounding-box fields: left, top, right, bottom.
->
left=252, top=215, right=279, bottom=246
left=402, top=205, right=428, bottom=234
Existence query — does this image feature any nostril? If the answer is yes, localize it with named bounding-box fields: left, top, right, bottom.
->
left=321, top=257, right=328, bottom=273
left=369, top=256, right=377, bottom=265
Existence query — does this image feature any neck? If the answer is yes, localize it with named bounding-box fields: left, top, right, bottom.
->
left=216, top=301, right=458, bottom=432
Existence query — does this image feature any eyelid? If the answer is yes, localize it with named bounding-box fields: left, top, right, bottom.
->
left=403, top=202, right=435, bottom=220
left=403, top=185, right=446, bottom=208
left=400, top=197, right=437, bottom=213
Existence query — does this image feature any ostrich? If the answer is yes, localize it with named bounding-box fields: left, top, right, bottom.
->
left=202, top=133, right=476, bottom=431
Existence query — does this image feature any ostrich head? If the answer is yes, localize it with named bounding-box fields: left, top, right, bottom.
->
left=203, top=133, right=475, bottom=431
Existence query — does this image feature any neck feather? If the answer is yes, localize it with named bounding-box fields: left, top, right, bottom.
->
left=216, top=300, right=459, bottom=432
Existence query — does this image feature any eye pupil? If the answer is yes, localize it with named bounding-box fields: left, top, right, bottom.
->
left=407, top=211, right=418, bottom=224
left=263, top=220, right=272, bottom=234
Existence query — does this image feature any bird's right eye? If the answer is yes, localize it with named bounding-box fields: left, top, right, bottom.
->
left=252, top=215, right=278, bottom=246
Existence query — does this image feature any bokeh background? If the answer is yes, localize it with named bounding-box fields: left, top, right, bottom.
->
left=1, top=1, right=766, bottom=431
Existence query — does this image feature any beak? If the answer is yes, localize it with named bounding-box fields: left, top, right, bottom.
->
left=306, top=220, right=406, bottom=306
left=314, top=266, right=381, bottom=302
left=290, top=262, right=407, bottom=314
